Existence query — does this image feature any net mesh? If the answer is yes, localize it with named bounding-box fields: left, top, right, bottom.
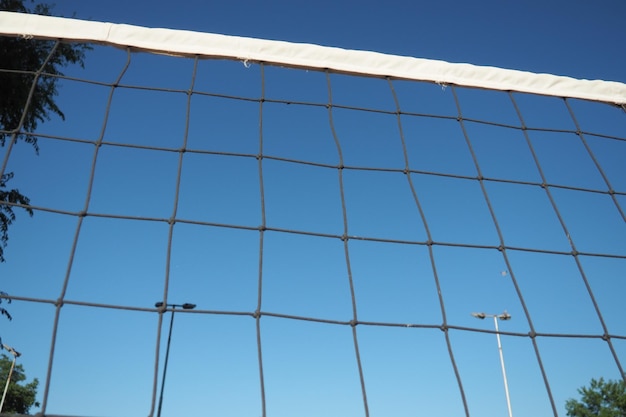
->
left=0, top=13, right=625, bottom=417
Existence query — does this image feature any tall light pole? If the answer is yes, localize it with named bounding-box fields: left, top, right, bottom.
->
left=471, top=311, right=513, bottom=417
left=0, top=343, right=21, bottom=413
left=155, top=302, right=196, bottom=417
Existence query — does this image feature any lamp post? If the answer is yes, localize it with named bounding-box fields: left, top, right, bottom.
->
left=471, top=311, right=513, bottom=417
left=0, top=343, right=21, bottom=413
left=155, top=302, right=196, bottom=417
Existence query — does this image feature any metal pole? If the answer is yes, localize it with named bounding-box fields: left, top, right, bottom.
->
left=493, top=316, right=513, bottom=417
left=156, top=307, right=176, bottom=417
left=0, top=345, right=19, bottom=413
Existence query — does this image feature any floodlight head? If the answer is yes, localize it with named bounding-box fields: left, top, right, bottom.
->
left=499, top=311, right=512, bottom=320
left=3, top=344, right=21, bottom=357
left=182, top=303, right=196, bottom=310
left=471, top=312, right=486, bottom=319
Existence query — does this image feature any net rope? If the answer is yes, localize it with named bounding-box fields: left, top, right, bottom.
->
left=0, top=13, right=625, bottom=417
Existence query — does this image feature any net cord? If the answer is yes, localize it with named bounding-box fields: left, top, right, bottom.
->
left=325, top=69, right=371, bottom=417
left=388, top=78, right=472, bottom=417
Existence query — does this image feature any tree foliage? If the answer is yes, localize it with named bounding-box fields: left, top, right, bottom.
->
left=0, top=172, right=33, bottom=263
left=0, top=353, right=39, bottom=414
left=0, top=0, right=89, bottom=263
left=566, top=378, right=626, bottom=417
left=0, top=292, right=11, bottom=322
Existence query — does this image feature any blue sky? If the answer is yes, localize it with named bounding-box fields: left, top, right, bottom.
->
left=1, top=1, right=625, bottom=417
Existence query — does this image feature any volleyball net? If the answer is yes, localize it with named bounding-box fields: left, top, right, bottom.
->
left=0, top=11, right=625, bottom=417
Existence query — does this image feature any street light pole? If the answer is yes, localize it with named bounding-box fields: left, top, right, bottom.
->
left=155, top=302, right=196, bottom=417
left=0, top=343, right=21, bottom=413
left=471, top=311, right=513, bottom=417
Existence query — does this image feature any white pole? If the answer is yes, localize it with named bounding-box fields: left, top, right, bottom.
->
left=0, top=348, right=18, bottom=413
left=493, top=316, right=513, bottom=417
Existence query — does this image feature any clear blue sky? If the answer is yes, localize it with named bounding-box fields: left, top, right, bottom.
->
left=1, top=1, right=625, bottom=417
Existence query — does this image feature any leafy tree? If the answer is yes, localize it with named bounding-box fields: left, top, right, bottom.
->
left=0, top=0, right=90, bottom=263
left=0, top=291, right=11, bottom=321
left=0, top=291, right=11, bottom=348
left=0, top=172, right=33, bottom=263
left=566, top=377, right=626, bottom=417
left=0, top=353, right=39, bottom=414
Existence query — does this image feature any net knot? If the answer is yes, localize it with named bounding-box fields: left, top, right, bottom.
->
left=439, top=324, right=448, bottom=332
left=528, top=330, right=536, bottom=339
left=253, top=310, right=261, bottom=319
left=349, top=319, right=358, bottom=327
